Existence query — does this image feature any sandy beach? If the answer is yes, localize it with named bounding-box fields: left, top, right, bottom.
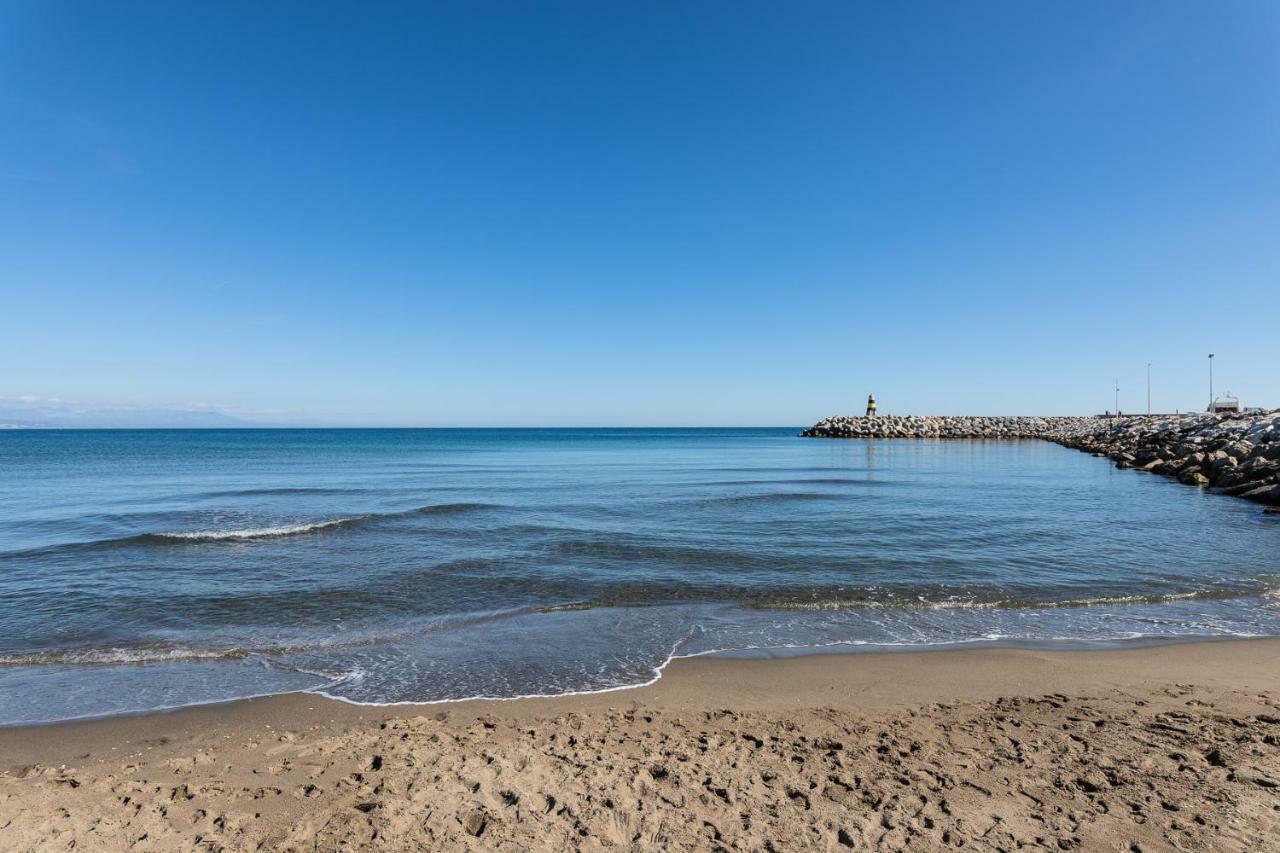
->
left=3, top=640, right=1279, bottom=851
left=7, top=1, right=1278, bottom=849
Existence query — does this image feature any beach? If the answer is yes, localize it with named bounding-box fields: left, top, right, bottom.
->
left=4, top=640, right=1280, bottom=851
left=7, top=1, right=1278, bottom=848
left=3, top=429, right=1278, bottom=850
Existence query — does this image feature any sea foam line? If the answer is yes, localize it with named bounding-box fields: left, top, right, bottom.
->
left=150, top=520, right=352, bottom=541
left=302, top=629, right=1270, bottom=710
left=145, top=502, right=496, bottom=542
left=0, top=646, right=250, bottom=667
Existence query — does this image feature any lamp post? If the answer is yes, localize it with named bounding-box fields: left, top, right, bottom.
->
left=1208, top=354, right=1215, bottom=412
left=1147, top=363, right=1151, bottom=415
left=1115, top=379, right=1120, bottom=416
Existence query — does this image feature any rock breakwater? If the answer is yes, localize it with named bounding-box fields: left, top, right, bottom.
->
left=800, top=414, right=1093, bottom=440
left=1045, top=411, right=1280, bottom=506
left=802, top=411, right=1280, bottom=507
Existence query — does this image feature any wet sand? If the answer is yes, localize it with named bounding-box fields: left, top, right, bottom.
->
left=3, top=640, right=1280, bottom=850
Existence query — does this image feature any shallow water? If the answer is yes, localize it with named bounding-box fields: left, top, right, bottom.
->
left=1, top=428, right=1277, bottom=724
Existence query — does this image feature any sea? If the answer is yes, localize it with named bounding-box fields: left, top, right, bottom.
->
left=1, top=428, right=1277, bottom=726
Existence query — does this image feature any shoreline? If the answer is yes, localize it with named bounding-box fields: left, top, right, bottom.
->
left=4, top=639, right=1279, bottom=850
left=6, top=637, right=1280, bottom=765
left=6, top=630, right=1276, bottom=733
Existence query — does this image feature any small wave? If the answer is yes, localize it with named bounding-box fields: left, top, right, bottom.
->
left=521, top=583, right=1279, bottom=614
left=694, top=491, right=842, bottom=507
left=753, top=588, right=1272, bottom=612
left=396, top=502, right=501, bottom=516
left=541, top=539, right=770, bottom=571
left=535, top=601, right=596, bottom=613
left=0, top=605, right=554, bottom=671
left=149, top=502, right=499, bottom=543
left=0, top=645, right=251, bottom=667
left=199, top=487, right=369, bottom=498
left=2, top=503, right=500, bottom=556
left=145, top=519, right=355, bottom=542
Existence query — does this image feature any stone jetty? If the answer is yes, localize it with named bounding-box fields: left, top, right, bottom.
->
left=800, top=414, right=1092, bottom=440
left=1046, top=411, right=1280, bottom=506
left=802, top=411, right=1280, bottom=507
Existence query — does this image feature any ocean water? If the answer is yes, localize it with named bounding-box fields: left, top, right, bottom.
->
left=1, top=428, right=1278, bottom=725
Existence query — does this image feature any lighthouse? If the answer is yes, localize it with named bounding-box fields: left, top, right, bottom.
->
left=865, top=393, right=877, bottom=418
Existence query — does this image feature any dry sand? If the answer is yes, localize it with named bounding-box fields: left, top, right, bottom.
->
left=3, top=640, right=1280, bottom=851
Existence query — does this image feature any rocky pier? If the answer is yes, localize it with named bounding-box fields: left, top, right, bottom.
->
left=801, top=414, right=1092, bottom=440
left=801, top=411, right=1280, bottom=509
left=1047, top=412, right=1280, bottom=507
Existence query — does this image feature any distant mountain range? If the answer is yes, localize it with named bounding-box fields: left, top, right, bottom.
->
left=0, top=401, right=252, bottom=429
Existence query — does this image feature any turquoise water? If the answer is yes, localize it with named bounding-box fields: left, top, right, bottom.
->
left=1, top=428, right=1277, bottom=725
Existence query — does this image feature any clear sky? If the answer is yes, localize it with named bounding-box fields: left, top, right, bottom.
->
left=2, top=2, right=1277, bottom=426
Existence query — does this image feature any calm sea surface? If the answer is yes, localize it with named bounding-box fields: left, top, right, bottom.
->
left=1, top=428, right=1278, bottom=725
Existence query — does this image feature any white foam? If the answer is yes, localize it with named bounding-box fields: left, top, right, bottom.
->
left=153, top=519, right=353, bottom=541
left=306, top=630, right=1249, bottom=710
left=0, top=646, right=248, bottom=666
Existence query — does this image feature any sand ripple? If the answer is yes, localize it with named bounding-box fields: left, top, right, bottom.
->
left=3, top=684, right=1278, bottom=851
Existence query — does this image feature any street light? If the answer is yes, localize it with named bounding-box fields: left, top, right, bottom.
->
left=1147, top=363, right=1151, bottom=415
left=1208, top=354, right=1215, bottom=412
left=1115, top=379, right=1120, bottom=416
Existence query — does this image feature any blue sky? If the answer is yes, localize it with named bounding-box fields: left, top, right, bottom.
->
left=2, top=2, right=1277, bottom=426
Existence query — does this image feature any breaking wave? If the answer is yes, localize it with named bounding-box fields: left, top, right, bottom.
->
left=0, top=645, right=252, bottom=667
left=1, top=503, right=500, bottom=556
left=752, top=588, right=1275, bottom=612
left=146, top=519, right=358, bottom=542
left=532, top=585, right=1280, bottom=613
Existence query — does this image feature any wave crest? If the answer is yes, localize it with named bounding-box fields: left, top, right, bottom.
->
left=145, top=519, right=354, bottom=542
left=753, top=588, right=1269, bottom=612
left=0, top=645, right=251, bottom=667
left=3, top=502, right=500, bottom=555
